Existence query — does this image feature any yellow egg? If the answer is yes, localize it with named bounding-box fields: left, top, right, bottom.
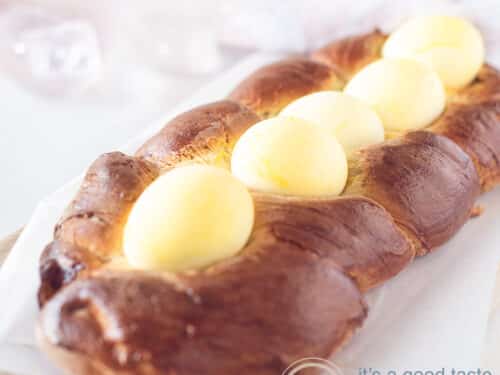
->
left=383, top=15, right=485, bottom=88
left=281, top=91, right=384, bottom=155
left=123, top=165, right=254, bottom=272
left=344, top=58, right=445, bottom=131
left=231, top=116, right=347, bottom=196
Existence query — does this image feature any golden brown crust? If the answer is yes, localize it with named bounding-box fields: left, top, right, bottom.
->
left=346, top=131, right=480, bottom=255
left=136, top=100, right=260, bottom=170
left=431, top=100, right=500, bottom=191
left=431, top=66, right=500, bottom=191
left=37, top=29, right=500, bottom=375
left=55, top=152, right=159, bottom=257
left=39, top=153, right=159, bottom=307
left=311, top=29, right=387, bottom=79
left=228, top=58, right=344, bottom=118
left=254, top=194, right=414, bottom=291
left=38, top=240, right=103, bottom=306
left=40, top=217, right=367, bottom=375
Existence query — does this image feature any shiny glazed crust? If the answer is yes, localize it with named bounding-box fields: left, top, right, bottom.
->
left=228, top=58, right=344, bottom=118
left=38, top=30, right=500, bottom=375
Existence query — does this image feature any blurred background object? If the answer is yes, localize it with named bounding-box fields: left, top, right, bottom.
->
left=1, top=0, right=500, bottom=237
left=0, top=3, right=101, bottom=96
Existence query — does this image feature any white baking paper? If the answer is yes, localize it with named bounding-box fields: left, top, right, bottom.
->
left=0, top=53, right=499, bottom=375
left=481, top=272, right=500, bottom=370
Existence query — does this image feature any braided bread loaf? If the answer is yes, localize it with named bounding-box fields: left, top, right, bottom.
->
left=37, top=24, right=500, bottom=375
